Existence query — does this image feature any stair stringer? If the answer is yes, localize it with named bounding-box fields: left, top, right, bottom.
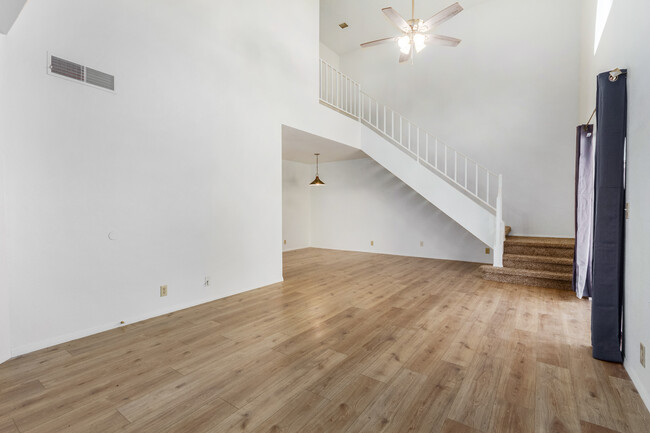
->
left=360, top=125, right=498, bottom=249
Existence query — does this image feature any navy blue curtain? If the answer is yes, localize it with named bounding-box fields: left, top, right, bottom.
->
left=591, top=70, right=627, bottom=363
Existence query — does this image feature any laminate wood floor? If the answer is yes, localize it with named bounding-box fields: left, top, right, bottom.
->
left=1, top=248, right=648, bottom=432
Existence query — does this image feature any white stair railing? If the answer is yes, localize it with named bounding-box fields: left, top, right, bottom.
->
left=359, top=93, right=501, bottom=212
left=318, top=59, right=504, bottom=267
left=319, top=60, right=361, bottom=118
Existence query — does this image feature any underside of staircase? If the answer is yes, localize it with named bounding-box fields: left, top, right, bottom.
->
left=480, top=229, right=575, bottom=290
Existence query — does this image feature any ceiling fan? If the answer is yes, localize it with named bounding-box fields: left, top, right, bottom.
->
left=360, top=1, right=463, bottom=63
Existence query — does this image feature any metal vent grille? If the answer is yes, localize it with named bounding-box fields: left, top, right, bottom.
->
left=48, top=54, right=115, bottom=92
left=86, top=67, right=115, bottom=91
left=50, top=56, right=85, bottom=82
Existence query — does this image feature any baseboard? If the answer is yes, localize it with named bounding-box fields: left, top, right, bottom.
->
left=10, top=278, right=282, bottom=358
left=282, top=246, right=310, bottom=252
left=309, top=245, right=490, bottom=265
left=624, top=359, right=650, bottom=412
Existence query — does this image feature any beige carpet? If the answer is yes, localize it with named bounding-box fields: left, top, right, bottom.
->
left=481, top=231, right=575, bottom=290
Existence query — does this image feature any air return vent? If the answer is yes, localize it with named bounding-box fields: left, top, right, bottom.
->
left=50, top=56, right=85, bottom=81
left=48, top=54, right=115, bottom=92
left=86, top=67, right=115, bottom=91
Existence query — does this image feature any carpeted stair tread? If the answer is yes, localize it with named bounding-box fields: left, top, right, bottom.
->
left=503, top=254, right=573, bottom=265
left=482, top=228, right=575, bottom=290
left=503, top=253, right=573, bottom=273
left=480, top=265, right=572, bottom=281
left=505, top=236, right=575, bottom=248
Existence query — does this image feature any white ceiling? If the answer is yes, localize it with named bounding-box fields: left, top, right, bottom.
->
left=282, top=125, right=367, bottom=164
left=320, top=0, right=488, bottom=54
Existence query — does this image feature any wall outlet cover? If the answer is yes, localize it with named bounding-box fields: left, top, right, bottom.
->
left=160, top=285, right=168, bottom=297
left=485, top=248, right=490, bottom=254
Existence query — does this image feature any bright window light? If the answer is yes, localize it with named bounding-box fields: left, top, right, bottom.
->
left=594, top=0, right=613, bottom=54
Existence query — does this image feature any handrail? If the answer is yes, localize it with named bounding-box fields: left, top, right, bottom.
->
left=319, top=59, right=361, bottom=119
left=318, top=59, right=504, bottom=266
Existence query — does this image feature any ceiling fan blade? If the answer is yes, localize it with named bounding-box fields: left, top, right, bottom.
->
left=382, top=7, right=411, bottom=33
left=399, top=45, right=413, bottom=63
left=421, top=2, right=463, bottom=32
left=360, top=36, right=399, bottom=48
left=425, top=34, right=461, bottom=47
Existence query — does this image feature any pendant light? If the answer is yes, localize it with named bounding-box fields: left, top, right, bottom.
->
left=310, top=153, right=325, bottom=186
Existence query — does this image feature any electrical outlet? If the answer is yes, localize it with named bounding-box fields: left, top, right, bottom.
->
left=485, top=248, right=490, bottom=254
left=160, top=285, right=168, bottom=297
left=370, top=240, right=374, bottom=246
left=420, top=241, right=424, bottom=247
left=641, top=343, right=646, bottom=368
left=283, top=240, right=287, bottom=245
left=204, top=277, right=210, bottom=287
left=625, top=203, right=630, bottom=219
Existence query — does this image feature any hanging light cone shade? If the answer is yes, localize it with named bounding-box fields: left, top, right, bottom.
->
left=310, top=153, right=325, bottom=186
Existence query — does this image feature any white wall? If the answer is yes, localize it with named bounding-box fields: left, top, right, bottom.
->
left=0, top=0, right=364, bottom=357
left=319, top=42, right=340, bottom=70
left=310, top=158, right=490, bottom=263
left=579, top=0, right=650, bottom=410
left=0, top=0, right=27, bottom=34
left=282, top=160, right=312, bottom=251
left=338, top=0, right=582, bottom=237
left=0, top=34, right=12, bottom=364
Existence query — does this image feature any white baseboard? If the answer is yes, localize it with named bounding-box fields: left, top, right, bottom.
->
left=10, top=279, right=281, bottom=358
left=282, top=246, right=310, bottom=252
left=309, top=245, right=490, bottom=265
left=624, top=359, right=650, bottom=412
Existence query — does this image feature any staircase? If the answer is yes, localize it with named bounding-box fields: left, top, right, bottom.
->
left=319, top=59, right=505, bottom=266
left=480, top=230, right=575, bottom=290
left=317, top=60, right=580, bottom=290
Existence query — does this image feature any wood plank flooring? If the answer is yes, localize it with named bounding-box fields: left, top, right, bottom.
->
left=1, top=248, right=649, bottom=432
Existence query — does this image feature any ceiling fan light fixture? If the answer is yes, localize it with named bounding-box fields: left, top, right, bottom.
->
left=360, top=2, right=464, bottom=63
left=398, top=35, right=411, bottom=54
left=413, top=33, right=426, bottom=52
